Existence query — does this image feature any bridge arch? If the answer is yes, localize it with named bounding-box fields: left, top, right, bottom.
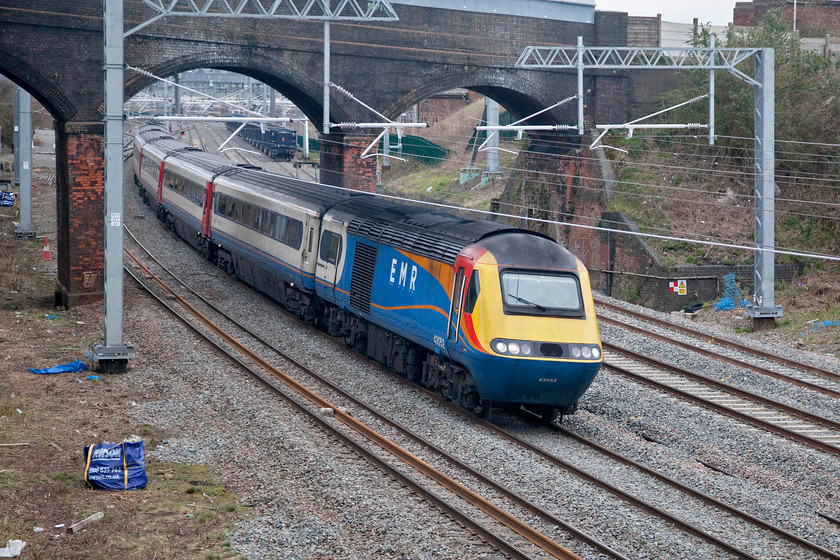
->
left=0, top=49, right=76, bottom=122
left=387, top=69, right=577, bottom=128
left=124, top=49, right=350, bottom=129
left=386, top=69, right=580, bottom=150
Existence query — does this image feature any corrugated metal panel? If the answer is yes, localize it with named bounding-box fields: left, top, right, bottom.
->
left=343, top=197, right=516, bottom=264
left=350, top=243, right=377, bottom=313
left=382, top=134, right=449, bottom=165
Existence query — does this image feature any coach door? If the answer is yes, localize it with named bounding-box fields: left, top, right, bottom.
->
left=447, top=259, right=471, bottom=345
left=316, top=223, right=343, bottom=290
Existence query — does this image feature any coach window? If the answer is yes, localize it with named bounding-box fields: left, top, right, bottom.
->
left=286, top=218, right=303, bottom=249
left=242, top=203, right=254, bottom=227
left=278, top=214, right=288, bottom=243
left=261, top=211, right=275, bottom=235
left=319, top=231, right=341, bottom=265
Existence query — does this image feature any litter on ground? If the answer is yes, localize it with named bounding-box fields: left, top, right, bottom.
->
left=28, top=360, right=88, bottom=375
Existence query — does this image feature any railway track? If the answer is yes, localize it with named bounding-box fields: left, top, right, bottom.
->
left=398, top=364, right=840, bottom=560
left=596, top=298, right=840, bottom=458
left=122, top=225, right=610, bottom=560
left=121, top=221, right=840, bottom=560
left=597, top=298, right=840, bottom=388
left=602, top=343, right=840, bottom=457
left=186, top=121, right=319, bottom=180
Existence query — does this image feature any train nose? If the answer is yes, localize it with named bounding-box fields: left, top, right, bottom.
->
left=471, top=355, right=600, bottom=407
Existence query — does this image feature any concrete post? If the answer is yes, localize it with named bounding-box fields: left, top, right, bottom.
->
left=14, top=86, right=35, bottom=240
left=13, top=88, right=20, bottom=186
left=483, top=98, right=501, bottom=176
left=174, top=73, right=181, bottom=115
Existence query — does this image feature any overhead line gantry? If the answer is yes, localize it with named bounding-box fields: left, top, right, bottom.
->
left=517, top=39, right=782, bottom=329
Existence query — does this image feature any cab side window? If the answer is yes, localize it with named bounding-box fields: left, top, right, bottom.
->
left=319, top=231, right=342, bottom=265
left=463, top=272, right=480, bottom=314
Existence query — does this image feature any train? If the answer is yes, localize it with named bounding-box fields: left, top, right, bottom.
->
left=226, top=120, right=297, bottom=161
left=132, top=122, right=603, bottom=422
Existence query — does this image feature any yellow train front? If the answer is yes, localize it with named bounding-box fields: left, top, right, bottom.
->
left=440, top=231, right=602, bottom=420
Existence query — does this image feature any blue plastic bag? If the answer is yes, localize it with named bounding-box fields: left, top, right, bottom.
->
left=83, top=440, right=147, bottom=491
left=29, top=359, right=88, bottom=375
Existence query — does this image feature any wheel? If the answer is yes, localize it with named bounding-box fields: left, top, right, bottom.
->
left=540, top=406, right=562, bottom=426
left=472, top=399, right=492, bottom=419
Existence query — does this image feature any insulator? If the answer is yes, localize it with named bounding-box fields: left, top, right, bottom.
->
left=332, top=84, right=354, bottom=99
left=339, top=122, right=358, bottom=132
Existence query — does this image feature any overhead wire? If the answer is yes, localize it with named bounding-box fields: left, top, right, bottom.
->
left=157, top=92, right=840, bottom=261
left=283, top=131, right=840, bottom=258
left=408, top=129, right=840, bottom=208
left=418, top=127, right=840, bottom=188
left=275, top=156, right=840, bottom=263
left=372, top=131, right=840, bottom=217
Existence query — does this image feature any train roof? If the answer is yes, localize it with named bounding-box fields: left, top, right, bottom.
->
left=134, top=123, right=171, bottom=145
left=174, top=151, right=255, bottom=176
left=133, top=123, right=566, bottom=266
left=330, top=196, right=520, bottom=264
left=215, top=168, right=357, bottom=215
left=477, top=231, right=580, bottom=271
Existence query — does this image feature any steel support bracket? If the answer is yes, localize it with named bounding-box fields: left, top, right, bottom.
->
left=92, top=342, right=136, bottom=374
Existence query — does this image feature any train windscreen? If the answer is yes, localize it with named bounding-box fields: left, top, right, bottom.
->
left=500, top=271, right=583, bottom=316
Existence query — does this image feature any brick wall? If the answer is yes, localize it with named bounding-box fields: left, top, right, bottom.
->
left=735, top=0, right=840, bottom=31
left=416, top=91, right=479, bottom=127
left=319, top=133, right=378, bottom=193
left=628, top=15, right=661, bottom=46
left=55, top=122, right=104, bottom=307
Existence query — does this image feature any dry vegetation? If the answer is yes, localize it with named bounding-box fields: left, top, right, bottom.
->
left=381, top=99, right=520, bottom=210
left=603, top=132, right=840, bottom=355
left=0, top=162, right=246, bottom=560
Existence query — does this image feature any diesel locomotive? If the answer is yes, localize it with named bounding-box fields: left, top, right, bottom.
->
left=133, top=122, right=602, bottom=421
left=225, top=120, right=297, bottom=161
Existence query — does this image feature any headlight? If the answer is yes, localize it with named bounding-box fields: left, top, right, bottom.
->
left=491, top=340, right=596, bottom=359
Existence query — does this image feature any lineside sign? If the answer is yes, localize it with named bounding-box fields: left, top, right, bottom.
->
left=669, top=280, right=687, bottom=295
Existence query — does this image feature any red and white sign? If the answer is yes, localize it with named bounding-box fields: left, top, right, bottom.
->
left=669, top=280, right=687, bottom=295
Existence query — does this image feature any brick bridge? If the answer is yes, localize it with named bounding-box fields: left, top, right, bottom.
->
left=0, top=1, right=647, bottom=306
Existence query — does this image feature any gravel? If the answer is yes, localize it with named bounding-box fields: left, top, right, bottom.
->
left=120, top=142, right=840, bottom=560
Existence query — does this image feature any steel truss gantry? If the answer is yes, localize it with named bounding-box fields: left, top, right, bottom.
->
left=516, top=39, right=782, bottom=324
left=98, top=0, right=398, bottom=371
